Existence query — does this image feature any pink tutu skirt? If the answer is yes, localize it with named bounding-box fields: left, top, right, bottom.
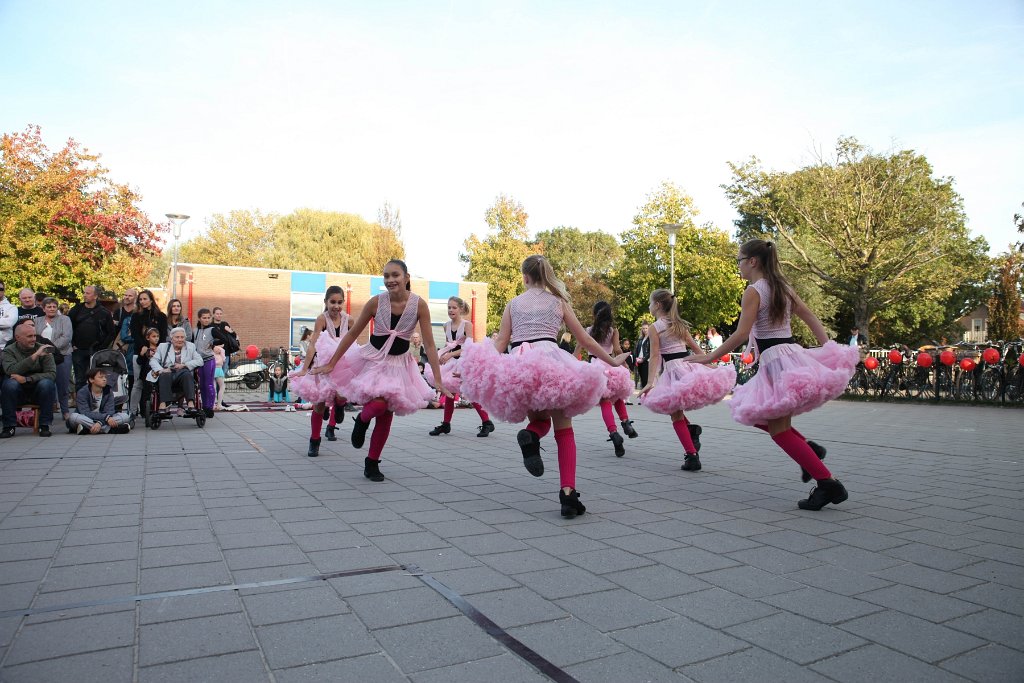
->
left=333, top=344, right=434, bottom=416
left=730, top=341, right=858, bottom=426
left=289, top=335, right=359, bottom=404
left=425, top=358, right=462, bottom=395
left=641, top=358, right=736, bottom=414
left=460, top=339, right=607, bottom=423
left=593, top=358, right=633, bottom=403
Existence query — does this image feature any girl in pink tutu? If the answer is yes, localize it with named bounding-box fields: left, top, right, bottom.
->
left=685, top=239, right=858, bottom=510
left=314, top=259, right=449, bottom=482
left=289, top=286, right=354, bottom=458
left=575, top=301, right=638, bottom=457
left=638, top=289, right=736, bottom=472
left=460, top=255, right=628, bottom=518
left=426, top=296, right=496, bottom=438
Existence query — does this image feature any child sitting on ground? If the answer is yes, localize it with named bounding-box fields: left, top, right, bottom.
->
left=68, top=368, right=131, bottom=434
left=268, top=365, right=290, bottom=403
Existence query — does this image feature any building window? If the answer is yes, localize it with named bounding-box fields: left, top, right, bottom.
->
left=972, top=318, right=985, bottom=333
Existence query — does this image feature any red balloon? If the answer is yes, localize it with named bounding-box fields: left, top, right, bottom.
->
left=939, top=350, right=955, bottom=366
left=888, top=349, right=903, bottom=364
left=1020, top=354, right=1024, bottom=368
left=982, top=348, right=1000, bottom=364
left=245, top=344, right=260, bottom=360
left=720, top=354, right=731, bottom=363
left=741, top=352, right=754, bottom=365
left=864, top=356, right=879, bottom=370
left=916, top=352, right=933, bottom=368
left=959, top=358, right=976, bottom=372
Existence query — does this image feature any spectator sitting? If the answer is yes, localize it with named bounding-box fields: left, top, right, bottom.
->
left=149, top=327, right=203, bottom=415
left=409, top=331, right=427, bottom=375
left=268, top=365, right=290, bottom=403
left=1, top=319, right=57, bottom=438
left=17, top=288, right=44, bottom=320
left=68, top=368, right=131, bottom=434
left=0, top=280, right=18, bottom=347
left=34, top=297, right=73, bottom=422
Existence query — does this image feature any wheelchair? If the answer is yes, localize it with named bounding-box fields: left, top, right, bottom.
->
left=145, top=367, right=206, bottom=429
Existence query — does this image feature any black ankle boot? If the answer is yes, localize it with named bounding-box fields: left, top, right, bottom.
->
left=688, top=424, right=702, bottom=453
left=517, top=429, right=544, bottom=477
left=608, top=431, right=625, bottom=457
left=798, top=478, right=848, bottom=510
left=621, top=419, right=638, bottom=438
left=351, top=415, right=370, bottom=449
left=429, top=422, right=451, bottom=436
left=559, top=489, right=586, bottom=518
left=363, top=457, right=385, bottom=482
left=307, top=438, right=321, bottom=458
left=681, top=453, right=701, bottom=471
left=325, top=425, right=337, bottom=441
left=476, top=420, right=495, bottom=437
left=800, top=441, right=827, bottom=483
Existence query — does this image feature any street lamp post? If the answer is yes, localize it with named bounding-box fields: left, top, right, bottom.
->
left=660, top=223, right=683, bottom=294
left=165, top=214, right=190, bottom=301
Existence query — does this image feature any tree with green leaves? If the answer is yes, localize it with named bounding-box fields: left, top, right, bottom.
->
left=725, top=137, right=989, bottom=346
left=177, top=209, right=278, bottom=268
left=460, top=194, right=539, bottom=332
left=0, top=125, right=163, bottom=300
left=608, top=181, right=745, bottom=339
left=988, top=252, right=1022, bottom=341
left=532, top=226, right=622, bottom=321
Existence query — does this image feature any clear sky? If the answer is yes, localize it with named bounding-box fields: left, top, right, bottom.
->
left=2, top=0, right=1022, bottom=281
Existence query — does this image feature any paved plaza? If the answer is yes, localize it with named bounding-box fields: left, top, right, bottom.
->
left=0, top=398, right=1022, bottom=682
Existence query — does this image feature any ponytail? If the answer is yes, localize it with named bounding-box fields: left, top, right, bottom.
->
left=650, top=289, right=690, bottom=342
left=590, top=301, right=613, bottom=345
left=740, top=239, right=794, bottom=324
left=521, top=255, right=570, bottom=303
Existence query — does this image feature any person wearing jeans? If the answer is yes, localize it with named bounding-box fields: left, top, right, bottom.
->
left=1, top=319, right=58, bottom=438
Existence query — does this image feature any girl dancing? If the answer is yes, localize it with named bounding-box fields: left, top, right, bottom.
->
left=685, top=239, right=858, bottom=509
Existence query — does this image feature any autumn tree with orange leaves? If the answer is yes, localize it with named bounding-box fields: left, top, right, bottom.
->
left=0, top=125, right=164, bottom=301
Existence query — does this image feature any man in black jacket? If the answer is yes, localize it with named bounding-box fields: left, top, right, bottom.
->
left=68, top=285, right=114, bottom=391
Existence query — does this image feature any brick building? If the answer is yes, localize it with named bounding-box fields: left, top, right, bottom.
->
left=162, top=263, right=489, bottom=354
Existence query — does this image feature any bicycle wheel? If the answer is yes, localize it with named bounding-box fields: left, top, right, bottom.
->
left=955, top=372, right=976, bottom=401
left=977, top=368, right=1001, bottom=402
left=906, top=368, right=934, bottom=400
left=935, top=367, right=953, bottom=400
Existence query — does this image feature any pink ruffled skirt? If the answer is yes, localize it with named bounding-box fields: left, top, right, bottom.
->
left=592, top=358, right=633, bottom=403
left=729, top=341, right=858, bottom=426
left=642, top=358, right=736, bottom=414
left=425, top=358, right=462, bottom=395
left=459, top=339, right=607, bottom=423
left=289, top=335, right=359, bottom=404
left=332, top=344, right=434, bottom=416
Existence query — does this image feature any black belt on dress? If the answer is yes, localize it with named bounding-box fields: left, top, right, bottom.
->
left=661, top=351, right=690, bottom=362
left=510, top=337, right=558, bottom=349
left=756, top=336, right=796, bottom=352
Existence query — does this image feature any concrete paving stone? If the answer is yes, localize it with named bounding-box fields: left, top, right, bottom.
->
left=222, top=545, right=309, bottom=570
left=28, top=583, right=136, bottom=621
left=556, top=587, right=675, bottom=632
left=0, top=513, right=74, bottom=530
left=137, top=650, right=270, bottom=683
left=599, top=532, right=685, bottom=555
left=279, top=518, right=351, bottom=536
left=139, top=561, right=232, bottom=593
left=428, top=565, right=522, bottom=595
left=141, top=529, right=216, bottom=548
left=697, top=565, right=805, bottom=599
left=841, top=609, right=987, bottom=662
left=612, top=616, right=748, bottom=668
left=961, top=542, right=1024, bottom=566
left=858, top=584, right=985, bottom=622
left=750, top=529, right=840, bottom=554
left=882, top=543, right=983, bottom=571
left=870, top=562, right=985, bottom=594
left=951, top=582, right=1024, bottom=617
left=276, top=653, right=407, bottom=683
left=507, top=617, right=628, bottom=667
left=74, top=504, right=140, bottom=517
left=447, top=531, right=531, bottom=555
left=965, top=527, right=1024, bottom=550
left=604, top=565, right=711, bottom=601
left=231, top=562, right=319, bottom=584
left=377, top=615, right=509, bottom=673
left=477, top=548, right=568, bottom=575
left=940, top=643, right=1024, bottom=682
left=0, top=558, right=50, bottom=586
left=367, top=531, right=453, bottom=554
left=702, top=518, right=781, bottom=537
left=215, top=530, right=296, bottom=549
left=142, top=543, right=224, bottom=569
left=306, top=545, right=397, bottom=572
left=491, top=519, right=567, bottom=539
left=568, top=651, right=697, bottom=683
left=685, top=532, right=763, bottom=554
left=69, top=514, right=141, bottom=530
left=211, top=518, right=284, bottom=534
left=726, top=612, right=867, bottom=665
left=821, top=529, right=912, bottom=552
left=470, top=586, right=569, bottom=628
left=564, top=547, right=657, bottom=575
left=0, top=615, right=20, bottom=648
left=138, top=591, right=244, bottom=625
left=658, top=587, right=779, bottom=629
left=0, top=540, right=60, bottom=562
left=0, top=646, right=134, bottom=683
left=473, top=509, right=536, bottom=524
left=724, top=545, right=822, bottom=575
left=784, top=564, right=894, bottom=596
left=138, top=612, right=257, bottom=666
left=350, top=519, right=424, bottom=536
left=206, top=505, right=272, bottom=521
left=5, top=611, right=135, bottom=665
left=346, top=585, right=459, bottom=629
left=636, top=519, right=710, bottom=539
left=810, top=644, right=967, bottom=683
left=761, top=586, right=884, bottom=624
left=0, top=526, right=67, bottom=544
left=242, top=583, right=350, bottom=626
left=956, top=560, right=1024, bottom=590
left=647, top=547, right=741, bottom=574
left=410, top=652, right=551, bottom=683
left=680, top=646, right=833, bottom=683
left=291, top=530, right=369, bottom=552
left=523, top=532, right=611, bottom=556
left=40, top=559, right=138, bottom=593
left=943, top=609, right=1024, bottom=651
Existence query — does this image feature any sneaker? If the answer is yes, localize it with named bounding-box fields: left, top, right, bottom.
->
left=608, top=431, right=625, bottom=457
left=325, top=425, right=337, bottom=441
left=517, top=429, right=544, bottom=477
left=681, top=453, right=701, bottom=471
left=113, top=424, right=131, bottom=434
left=621, top=419, right=638, bottom=438
left=307, top=438, right=321, bottom=458
left=800, top=441, right=827, bottom=483
left=0, top=426, right=15, bottom=439
left=798, top=479, right=849, bottom=510
left=688, top=423, right=702, bottom=453
left=351, top=414, right=370, bottom=449
left=428, top=422, right=451, bottom=436
left=66, top=419, right=75, bottom=434
left=363, top=457, right=385, bottom=482
left=39, top=425, right=52, bottom=437
left=559, top=489, right=586, bottom=518
left=476, top=420, right=495, bottom=437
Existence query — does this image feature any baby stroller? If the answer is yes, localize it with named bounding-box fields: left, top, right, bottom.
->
left=146, top=367, right=207, bottom=429
left=89, top=349, right=135, bottom=429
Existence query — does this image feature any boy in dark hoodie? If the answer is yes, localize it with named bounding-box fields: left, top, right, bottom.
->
left=68, top=368, right=131, bottom=434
